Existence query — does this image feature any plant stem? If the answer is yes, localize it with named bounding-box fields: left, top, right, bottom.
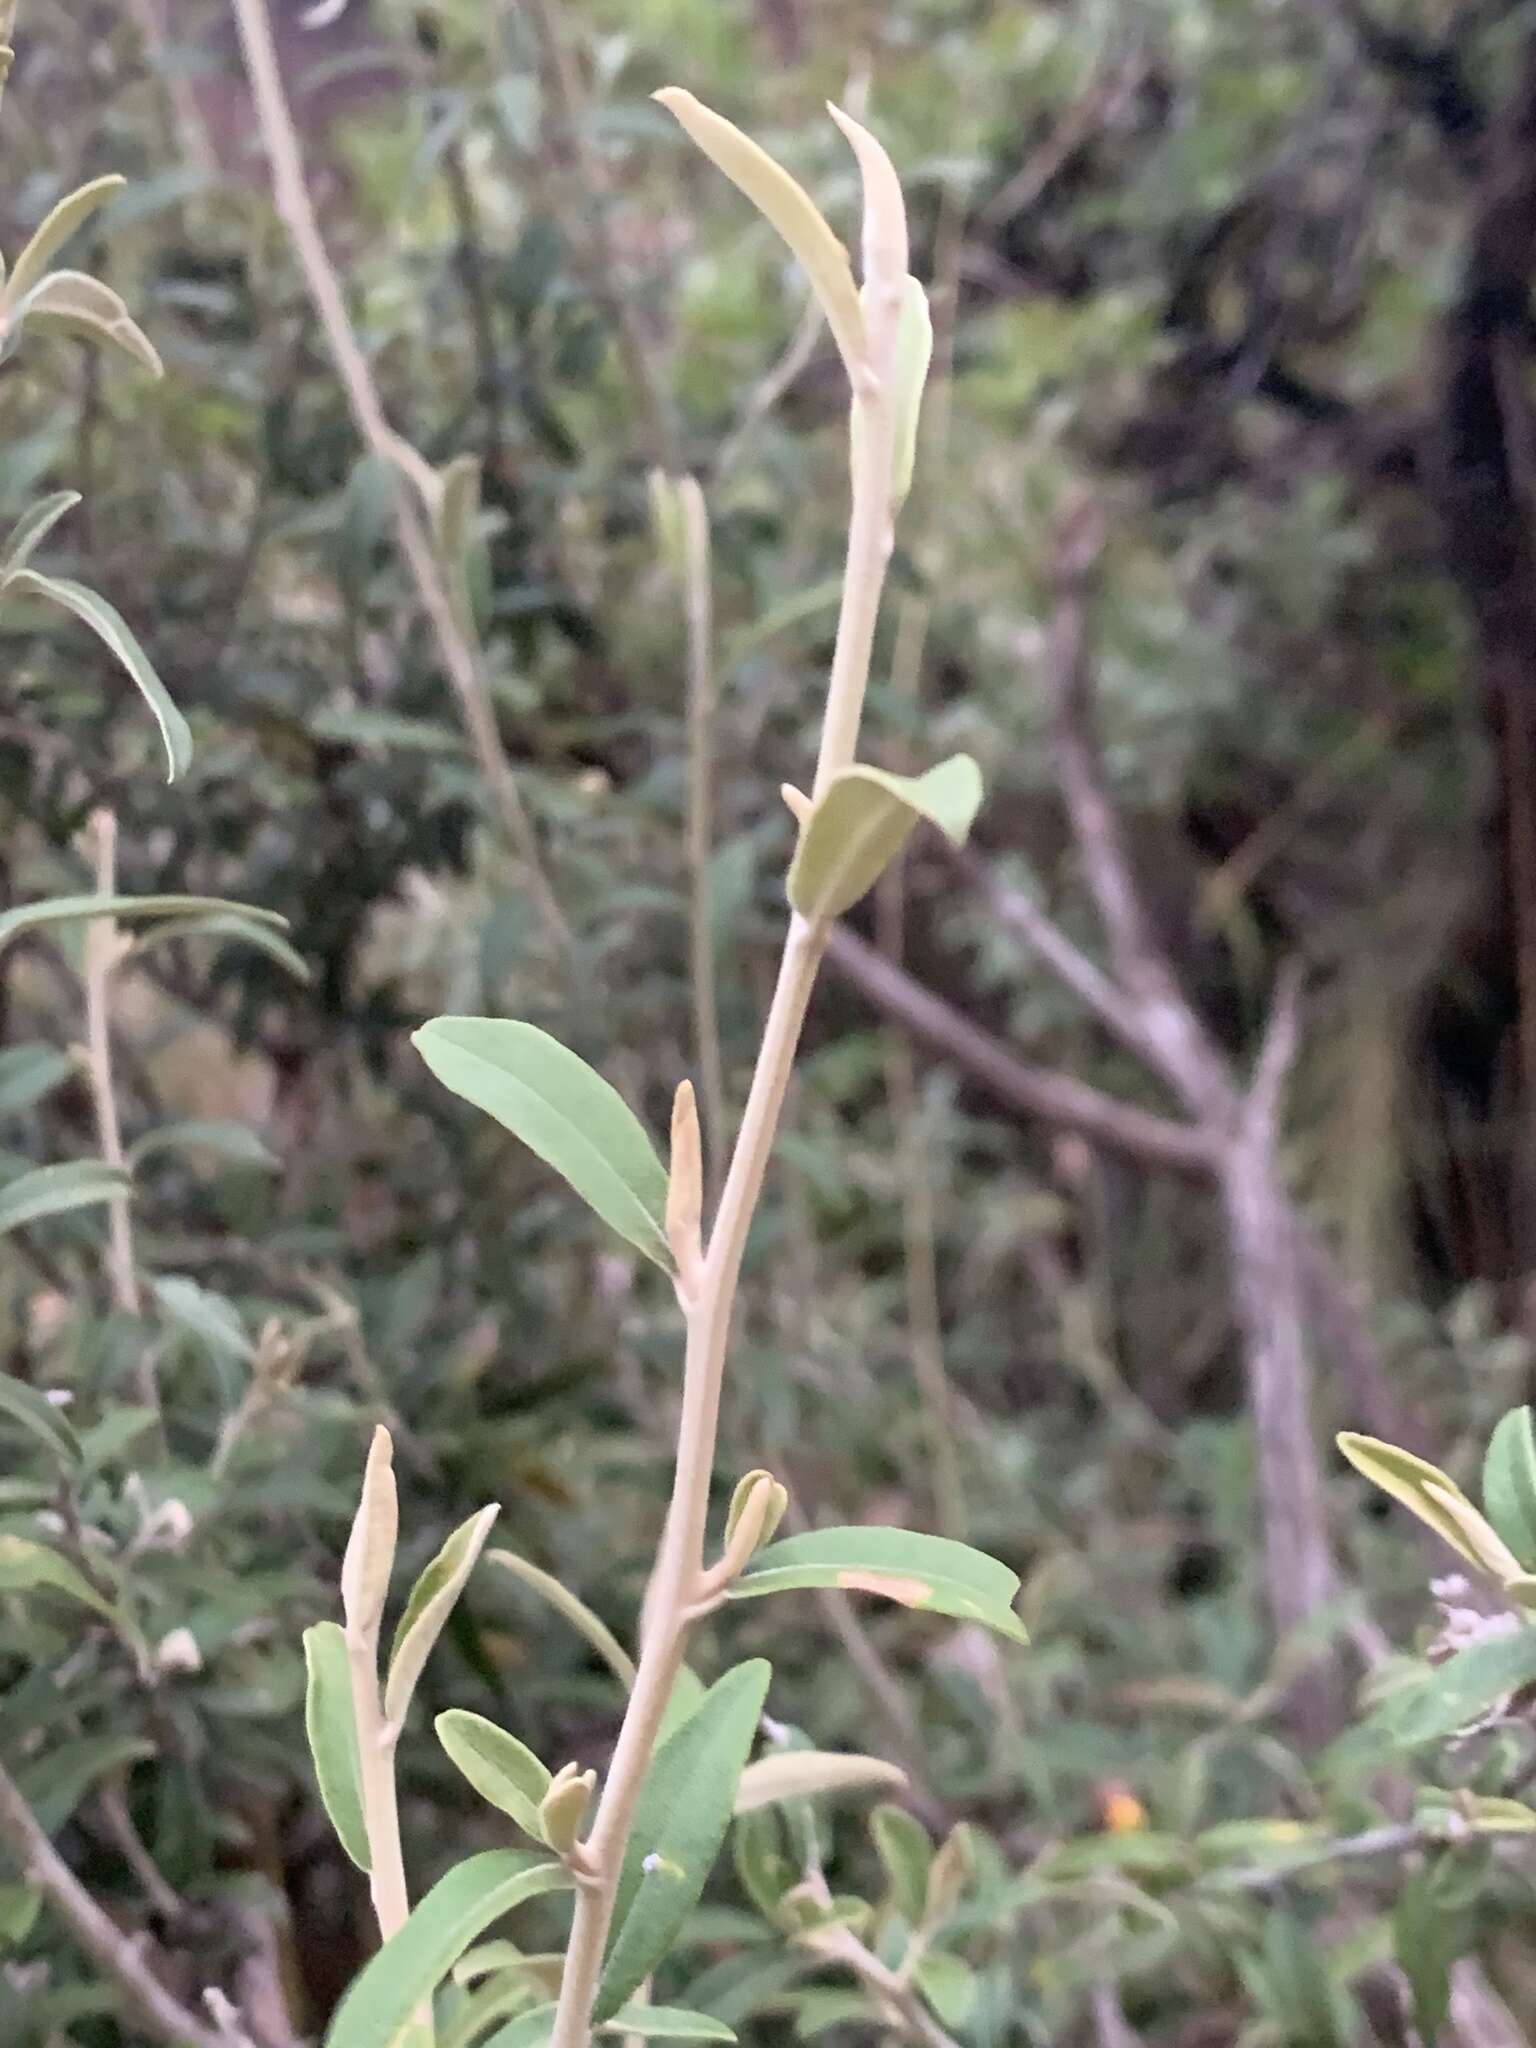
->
left=0, top=1758, right=233, bottom=2048
left=679, top=477, right=728, bottom=1163
left=228, top=0, right=568, bottom=957
left=813, top=394, right=897, bottom=798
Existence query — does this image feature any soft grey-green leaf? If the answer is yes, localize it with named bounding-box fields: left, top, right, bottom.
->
left=4, top=175, right=125, bottom=307
left=0, top=1378, right=80, bottom=1465
left=323, top=1852, right=571, bottom=2048
left=436, top=1711, right=551, bottom=1839
left=0, top=1159, right=129, bottom=1236
left=0, top=893, right=287, bottom=953
left=9, top=268, right=162, bottom=377
left=413, top=1019, right=672, bottom=1270
left=731, top=1526, right=1028, bottom=1643
left=597, top=1659, right=772, bottom=2021
left=129, top=1119, right=278, bottom=1171
left=384, top=1504, right=498, bottom=1723
left=304, top=1623, right=371, bottom=1872
left=0, top=489, right=81, bottom=579
left=786, top=757, right=983, bottom=921
left=0, top=1042, right=74, bottom=1115
left=1484, top=1408, right=1536, bottom=1571
left=6, top=569, right=188, bottom=778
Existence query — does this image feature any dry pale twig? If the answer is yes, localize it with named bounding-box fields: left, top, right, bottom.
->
left=228, top=0, right=568, bottom=953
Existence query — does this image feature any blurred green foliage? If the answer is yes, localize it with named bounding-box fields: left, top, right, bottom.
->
left=6, top=0, right=1536, bottom=2041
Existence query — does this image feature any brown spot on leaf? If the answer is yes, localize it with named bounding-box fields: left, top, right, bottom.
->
left=836, top=1570, right=931, bottom=1606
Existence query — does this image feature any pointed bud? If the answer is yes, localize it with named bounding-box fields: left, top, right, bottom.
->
left=538, top=1762, right=596, bottom=1856
left=781, top=783, right=813, bottom=826
left=714, top=1470, right=789, bottom=1588
left=666, top=1080, right=704, bottom=1286
left=340, top=1426, right=397, bottom=1643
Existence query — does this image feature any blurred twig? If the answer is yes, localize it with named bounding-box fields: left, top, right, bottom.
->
left=0, top=1759, right=236, bottom=2048
left=229, top=0, right=569, bottom=955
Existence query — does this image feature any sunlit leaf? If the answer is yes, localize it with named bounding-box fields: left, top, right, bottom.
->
left=786, top=757, right=983, bottom=922
left=414, top=1019, right=672, bottom=1270
left=384, top=1504, right=498, bottom=1723
left=1337, top=1433, right=1521, bottom=1578
left=596, top=1660, right=772, bottom=2020
left=731, top=1527, right=1027, bottom=1643
left=304, top=1622, right=371, bottom=1872
left=436, top=1711, right=550, bottom=1839
left=734, top=1751, right=905, bottom=1815
left=654, top=90, right=865, bottom=377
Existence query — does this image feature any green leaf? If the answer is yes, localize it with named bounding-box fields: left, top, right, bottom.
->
left=384, top=1505, right=499, bottom=1723
left=9, top=269, right=162, bottom=377
left=0, top=1160, right=129, bottom=1236
left=433, top=453, right=482, bottom=633
left=0, top=892, right=287, bottom=953
left=869, top=1802, right=932, bottom=1922
left=734, top=1751, right=905, bottom=1816
left=732, top=1806, right=794, bottom=1921
left=480, top=2010, right=556, bottom=2048
left=1369, top=1629, right=1536, bottom=1748
left=324, top=1852, right=571, bottom=2048
left=0, top=1883, right=40, bottom=1947
left=0, top=489, right=81, bottom=578
left=152, top=1275, right=254, bottom=1362
left=1338, top=1432, right=1523, bottom=1580
left=130, top=908, right=311, bottom=983
left=596, top=1659, right=772, bottom=2021
left=436, top=1711, right=551, bottom=1839
left=486, top=1548, right=636, bottom=1689
left=786, top=757, right=983, bottom=922
left=602, top=2009, right=736, bottom=2041
left=4, top=175, right=126, bottom=307
left=1483, top=1408, right=1536, bottom=1570
left=731, top=1527, right=1028, bottom=1643
left=0, top=1377, right=81, bottom=1465
left=304, top=1623, right=371, bottom=1872
left=5, top=569, right=188, bottom=778
left=653, top=90, right=865, bottom=378
left=889, top=276, right=933, bottom=510
left=129, top=1119, right=278, bottom=1172
left=19, top=1734, right=154, bottom=1835
left=311, top=707, right=470, bottom=757
left=413, top=1019, right=672, bottom=1271
left=913, top=1954, right=977, bottom=2029
left=0, top=1041, right=74, bottom=1114
left=0, top=1534, right=116, bottom=1618
left=1395, top=1859, right=1468, bottom=2048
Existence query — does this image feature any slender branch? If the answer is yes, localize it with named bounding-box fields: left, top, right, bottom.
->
left=228, top=0, right=568, bottom=954
left=548, top=133, right=910, bottom=2047
left=677, top=476, right=728, bottom=1162
left=0, top=1759, right=232, bottom=2048
left=513, top=0, right=676, bottom=470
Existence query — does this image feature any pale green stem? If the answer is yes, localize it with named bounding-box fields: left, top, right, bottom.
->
left=346, top=1624, right=427, bottom=2040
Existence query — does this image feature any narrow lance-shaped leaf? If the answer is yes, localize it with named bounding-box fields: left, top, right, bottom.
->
left=869, top=1802, right=933, bottom=1922
left=128, top=1119, right=278, bottom=1172
left=786, top=756, right=983, bottom=922
left=0, top=489, right=81, bottom=578
left=3, top=174, right=126, bottom=308
left=0, top=1377, right=81, bottom=1465
left=486, top=1547, right=636, bottom=1688
left=130, top=908, right=312, bottom=984
left=5, top=570, right=189, bottom=778
left=1483, top=1407, right=1536, bottom=1570
left=601, top=2011, right=736, bottom=2041
left=596, top=1659, right=772, bottom=2021
left=384, top=1503, right=498, bottom=1724
left=413, top=1019, right=673, bottom=1271
left=324, top=1851, right=571, bottom=2048
left=730, top=1526, right=1028, bottom=1644
left=0, top=893, right=289, bottom=955
left=0, top=1534, right=117, bottom=1619
left=8, top=269, right=162, bottom=377
left=304, top=1623, right=371, bottom=1872
left=734, top=1750, right=906, bottom=1816
left=825, top=104, right=908, bottom=317
left=888, top=277, right=933, bottom=511
left=1365, top=1628, right=1536, bottom=1749
left=653, top=89, right=865, bottom=379
left=1338, top=1433, right=1521, bottom=1579
left=0, top=1160, right=130, bottom=1237
left=436, top=1711, right=551, bottom=1840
